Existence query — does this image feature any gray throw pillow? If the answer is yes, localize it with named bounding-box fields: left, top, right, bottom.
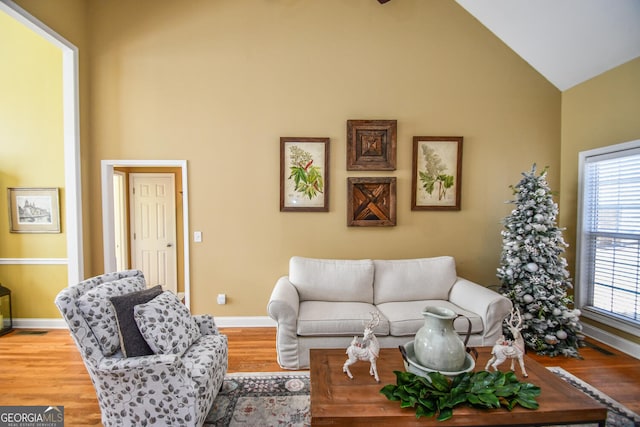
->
left=109, top=285, right=163, bottom=357
left=77, top=276, right=146, bottom=356
left=134, top=291, right=201, bottom=356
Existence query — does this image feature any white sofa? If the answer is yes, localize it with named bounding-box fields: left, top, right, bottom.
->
left=267, top=256, right=512, bottom=369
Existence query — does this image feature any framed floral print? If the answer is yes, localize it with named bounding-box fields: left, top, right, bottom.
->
left=280, top=137, right=330, bottom=212
left=411, top=136, right=463, bottom=211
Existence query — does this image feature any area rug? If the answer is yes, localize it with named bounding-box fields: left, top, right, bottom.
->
left=547, top=367, right=640, bottom=427
left=204, top=372, right=310, bottom=427
left=204, top=369, right=640, bottom=427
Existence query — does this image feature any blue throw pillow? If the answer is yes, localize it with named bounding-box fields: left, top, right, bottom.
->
left=109, top=285, right=163, bottom=357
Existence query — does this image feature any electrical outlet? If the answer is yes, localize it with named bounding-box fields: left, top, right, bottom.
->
left=217, top=294, right=226, bottom=305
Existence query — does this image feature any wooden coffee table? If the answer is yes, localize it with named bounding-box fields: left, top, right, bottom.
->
left=310, top=347, right=607, bottom=426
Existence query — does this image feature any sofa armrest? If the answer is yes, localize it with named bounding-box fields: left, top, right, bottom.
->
left=449, top=278, right=513, bottom=346
left=98, top=353, right=180, bottom=373
left=194, top=314, right=219, bottom=335
left=267, top=276, right=300, bottom=322
left=267, top=276, right=301, bottom=369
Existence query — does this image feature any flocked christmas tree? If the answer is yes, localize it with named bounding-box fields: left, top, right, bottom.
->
left=497, top=165, right=584, bottom=357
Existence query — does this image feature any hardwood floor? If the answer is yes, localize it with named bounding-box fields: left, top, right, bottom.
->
left=0, top=328, right=638, bottom=426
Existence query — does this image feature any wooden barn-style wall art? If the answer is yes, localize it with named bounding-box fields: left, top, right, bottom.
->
left=347, top=177, right=397, bottom=227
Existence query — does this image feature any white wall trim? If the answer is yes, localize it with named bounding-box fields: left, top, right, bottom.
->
left=214, top=316, right=277, bottom=328
left=0, top=0, right=84, bottom=285
left=13, top=318, right=67, bottom=329
left=0, top=258, right=68, bottom=265
left=582, top=323, right=640, bottom=360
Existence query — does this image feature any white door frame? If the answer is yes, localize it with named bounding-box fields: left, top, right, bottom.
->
left=113, top=171, right=128, bottom=271
left=101, top=160, right=191, bottom=307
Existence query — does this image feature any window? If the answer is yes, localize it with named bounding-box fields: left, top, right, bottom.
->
left=577, top=139, right=640, bottom=337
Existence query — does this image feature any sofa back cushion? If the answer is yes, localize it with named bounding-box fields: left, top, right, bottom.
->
left=373, top=256, right=457, bottom=304
left=289, top=257, right=374, bottom=303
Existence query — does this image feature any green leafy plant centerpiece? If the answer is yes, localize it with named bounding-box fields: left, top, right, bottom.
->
left=380, top=370, right=540, bottom=422
left=288, top=145, right=324, bottom=199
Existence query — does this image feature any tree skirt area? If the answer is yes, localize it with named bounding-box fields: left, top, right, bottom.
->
left=204, top=369, right=640, bottom=427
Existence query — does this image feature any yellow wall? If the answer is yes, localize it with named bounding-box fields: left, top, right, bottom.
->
left=559, top=57, right=640, bottom=344
left=0, top=9, right=66, bottom=318
left=12, top=0, right=562, bottom=318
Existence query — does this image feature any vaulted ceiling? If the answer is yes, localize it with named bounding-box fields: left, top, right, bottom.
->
left=455, top=0, right=640, bottom=91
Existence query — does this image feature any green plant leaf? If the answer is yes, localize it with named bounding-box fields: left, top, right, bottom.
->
left=467, top=393, right=481, bottom=405
left=400, top=397, right=417, bottom=408
left=437, top=408, right=453, bottom=422
left=416, top=404, right=435, bottom=419
left=394, top=370, right=415, bottom=386
left=379, top=384, right=398, bottom=401
left=417, top=397, right=436, bottom=411
left=428, top=372, right=451, bottom=392
left=495, top=383, right=520, bottom=396
left=516, top=396, right=540, bottom=410
left=478, top=392, right=501, bottom=408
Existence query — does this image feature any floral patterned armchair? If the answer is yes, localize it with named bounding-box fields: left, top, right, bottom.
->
left=55, top=270, right=228, bottom=426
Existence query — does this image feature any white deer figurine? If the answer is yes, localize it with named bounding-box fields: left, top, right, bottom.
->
left=485, top=308, right=528, bottom=377
left=343, top=312, right=381, bottom=382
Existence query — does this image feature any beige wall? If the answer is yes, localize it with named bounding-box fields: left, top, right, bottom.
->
left=14, top=0, right=562, bottom=318
left=559, top=57, right=640, bottom=344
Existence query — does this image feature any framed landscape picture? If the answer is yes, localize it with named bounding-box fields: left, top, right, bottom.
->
left=8, top=187, right=61, bottom=233
left=411, top=136, right=463, bottom=211
left=280, top=137, right=330, bottom=212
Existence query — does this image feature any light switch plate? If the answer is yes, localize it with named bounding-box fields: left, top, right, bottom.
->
left=194, top=231, right=202, bottom=242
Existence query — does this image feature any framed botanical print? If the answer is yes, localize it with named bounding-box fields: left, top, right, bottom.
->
left=280, top=137, right=330, bottom=212
left=411, top=136, right=463, bottom=210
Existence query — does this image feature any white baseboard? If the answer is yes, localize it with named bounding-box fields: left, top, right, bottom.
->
left=11, top=316, right=276, bottom=330
left=582, top=323, right=640, bottom=359
left=12, top=318, right=67, bottom=329
left=215, top=316, right=277, bottom=328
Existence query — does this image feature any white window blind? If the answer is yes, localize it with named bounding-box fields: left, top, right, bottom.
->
left=578, top=141, right=640, bottom=337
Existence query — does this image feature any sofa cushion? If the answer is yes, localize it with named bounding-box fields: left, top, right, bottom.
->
left=289, top=257, right=374, bottom=303
left=376, top=300, right=483, bottom=337
left=76, top=275, right=146, bottom=356
left=109, top=285, right=163, bottom=357
left=373, top=257, right=457, bottom=304
left=134, top=291, right=201, bottom=356
left=297, top=301, right=389, bottom=336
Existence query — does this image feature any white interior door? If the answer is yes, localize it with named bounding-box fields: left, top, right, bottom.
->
left=130, top=173, right=177, bottom=293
